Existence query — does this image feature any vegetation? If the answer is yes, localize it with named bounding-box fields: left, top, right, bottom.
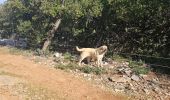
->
left=63, top=52, right=72, bottom=60
left=112, top=54, right=150, bottom=75
left=79, top=66, right=106, bottom=75
left=129, top=60, right=149, bottom=75
left=55, top=62, right=106, bottom=75
left=0, top=0, right=169, bottom=71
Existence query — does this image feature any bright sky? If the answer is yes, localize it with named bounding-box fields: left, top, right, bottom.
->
left=0, top=0, right=6, bottom=4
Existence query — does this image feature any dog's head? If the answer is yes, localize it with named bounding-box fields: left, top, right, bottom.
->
left=97, top=45, right=108, bottom=55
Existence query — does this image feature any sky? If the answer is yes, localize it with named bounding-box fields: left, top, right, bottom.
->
left=0, top=0, right=6, bottom=4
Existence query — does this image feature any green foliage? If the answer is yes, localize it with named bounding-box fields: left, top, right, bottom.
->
left=55, top=62, right=79, bottom=70
left=129, top=60, right=149, bottom=75
left=111, top=54, right=129, bottom=62
left=0, top=0, right=169, bottom=59
left=63, top=52, right=72, bottom=60
left=55, top=62, right=106, bottom=75
left=17, top=20, right=32, bottom=35
left=79, top=66, right=92, bottom=74
left=79, top=66, right=106, bottom=75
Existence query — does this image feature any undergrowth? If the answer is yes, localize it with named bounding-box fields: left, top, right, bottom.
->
left=112, top=54, right=150, bottom=75
left=129, top=60, right=150, bottom=75
left=55, top=62, right=106, bottom=75
left=7, top=47, right=150, bottom=75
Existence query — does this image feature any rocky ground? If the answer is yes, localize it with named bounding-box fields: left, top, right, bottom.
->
left=29, top=51, right=170, bottom=100
left=0, top=47, right=125, bottom=100
left=1, top=47, right=170, bottom=100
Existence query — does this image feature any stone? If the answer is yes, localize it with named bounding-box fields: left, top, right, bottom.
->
left=122, top=62, right=129, bottom=67
left=125, top=62, right=129, bottom=66
left=107, top=64, right=115, bottom=69
left=143, top=89, right=150, bottom=94
left=106, top=58, right=113, bottom=63
left=53, top=52, right=62, bottom=58
left=117, top=67, right=125, bottom=72
left=108, top=75, right=131, bottom=83
left=103, top=61, right=108, bottom=65
left=115, top=85, right=125, bottom=90
left=114, top=89, right=124, bottom=92
left=152, top=78, right=159, bottom=84
left=125, top=70, right=132, bottom=76
left=131, top=75, right=140, bottom=81
left=153, top=87, right=162, bottom=94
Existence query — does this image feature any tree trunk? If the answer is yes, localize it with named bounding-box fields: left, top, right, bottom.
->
left=42, top=18, right=61, bottom=51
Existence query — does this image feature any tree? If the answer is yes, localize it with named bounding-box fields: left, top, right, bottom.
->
left=0, top=0, right=169, bottom=57
left=42, top=0, right=63, bottom=52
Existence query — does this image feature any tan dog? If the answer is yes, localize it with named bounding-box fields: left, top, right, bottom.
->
left=76, top=45, right=107, bottom=67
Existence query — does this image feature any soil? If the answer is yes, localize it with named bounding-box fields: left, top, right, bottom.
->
left=0, top=47, right=126, bottom=100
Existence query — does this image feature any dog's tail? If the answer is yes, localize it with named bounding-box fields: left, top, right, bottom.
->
left=76, top=46, right=83, bottom=52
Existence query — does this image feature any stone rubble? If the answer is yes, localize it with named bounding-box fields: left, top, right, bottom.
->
left=30, top=53, right=170, bottom=100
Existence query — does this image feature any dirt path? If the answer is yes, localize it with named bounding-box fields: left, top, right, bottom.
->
left=0, top=47, right=125, bottom=100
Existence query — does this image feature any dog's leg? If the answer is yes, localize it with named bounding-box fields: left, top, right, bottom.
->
left=78, top=55, right=87, bottom=66
left=97, top=58, right=100, bottom=67
left=96, top=51, right=100, bottom=67
left=87, top=57, right=91, bottom=64
left=99, top=58, right=103, bottom=67
left=78, top=58, right=83, bottom=66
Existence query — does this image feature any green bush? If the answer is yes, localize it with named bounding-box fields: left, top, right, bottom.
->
left=55, top=62, right=79, bottom=70
left=55, top=62, right=106, bottom=75
left=79, top=66, right=93, bottom=74
left=129, top=60, right=150, bottom=75
left=63, top=52, right=72, bottom=60
left=93, top=67, right=106, bottom=75
left=79, top=66, right=106, bottom=75
left=112, top=54, right=129, bottom=62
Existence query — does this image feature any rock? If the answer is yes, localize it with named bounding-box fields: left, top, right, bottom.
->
left=106, top=58, right=113, bottom=64
left=122, top=62, right=129, bottom=67
left=143, top=89, right=150, bottom=94
left=122, top=75, right=131, bottom=82
left=115, top=84, right=125, bottom=90
left=75, top=69, right=79, bottom=72
left=53, top=52, right=62, bottom=58
left=117, top=67, right=125, bottom=72
left=106, top=64, right=115, bottom=69
left=143, top=72, right=157, bottom=81
left=114, top=89, right=124, bottom=92
left=83, top=73, right=91, bottom=78
left=131, top=75, right=140, bottom=81
left=152, top=78, right=159, bottom=84
left=153, top=87, right=162, bottom=94
left=108, top=75, right=131, bottom=83
left=103, top=61, right=108, bottom=65
left=140, top=74, right=148, bottom=80
left=125, top=62, right=129, bottom=66
left=83, top=73, right=88, bottom=77
left=125, top=70, right=132, bottom=76
left=87, top=77, right=91, bottom=80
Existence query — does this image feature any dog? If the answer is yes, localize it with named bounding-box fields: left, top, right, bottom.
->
left=76, top=45, right=107, bottom=67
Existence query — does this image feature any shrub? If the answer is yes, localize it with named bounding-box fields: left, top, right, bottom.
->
left=129, top=60, right=150, bottom=75
left=79, top=66, right=106, bottom=75
left=112, top=54, right=129, bottom=62
left=55, top=62, right=78, bottom=70
left=79, top=66, right=93, bottom=74
left=63, top=52, right=72, bottom=60
left=93, top=67, right=106, bottom=75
